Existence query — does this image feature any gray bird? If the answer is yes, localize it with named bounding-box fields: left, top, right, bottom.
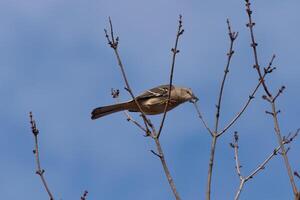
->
left=91, top=85, right=198, bottom=120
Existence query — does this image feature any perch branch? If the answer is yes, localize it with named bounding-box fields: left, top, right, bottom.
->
left=111, top=88, right=149, bottom=135
left=104, top=18, right=181, bottom=200
left=157, top=15, right=184, bottom=139
left=193, top=102, right=213, bottom=136
left=104, top=17, right=155, bottom=132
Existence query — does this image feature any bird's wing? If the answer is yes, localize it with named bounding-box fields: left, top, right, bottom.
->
left=136, top=85, right=174, bottom=100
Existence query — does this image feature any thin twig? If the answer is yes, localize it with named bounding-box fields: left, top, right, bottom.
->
left=219, top=54, right=275, bottom=136
left=244, top=0, right=271, bottom=97
left=104, top=18, right=155, bottom=133
left=294, top=172, right=300, bottom=180
left=271, top=101, right=298, bottom=195
left=29, top=112, right=55, bottom=200
left=111, top=88, right=149, bottom=135
left=232, top=132, right=243, bottom=181
left=272, top=85, right=286, bottom=103
left=206, top=19, right=238, bottom=200
left=104, top=18, right=181, bottom=200
left=214, top=19, right=238, bottom=136
left=80, top=190, right=88, bottom=200
left=244, top=0, right=298, bottom=196
left=219, top=74, right=260, bottom=136
left=232, top=130, right=299, bottom=200
left=193, top=102, right=213, bottom=136
left=157, top=15, right=184, bottom=139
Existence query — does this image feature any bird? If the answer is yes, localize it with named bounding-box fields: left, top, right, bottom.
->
left=91, top=84, right=198, bottom=120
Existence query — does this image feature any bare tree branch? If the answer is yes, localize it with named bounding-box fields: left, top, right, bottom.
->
left=232, top=130, right=299, bottom=200
left=206, top=18, right=238, bottom=200
left=104, top=17, right=155, bottom=132
left=80, top=190, right=88, bottom=200
left=214, top=19, right=238, bottom=136
left=193, top=102, right=213, bottom=136
left=104, top=17, right=181, bottom=200
left=244, top=1, right=271, bottom=97
left=218, top=54, right=275, bottom=137
left=157, top=15, right=184, bottom=139
left=244, top=0, right=299, bottom=196
left=29, top=112, right=55, bottom=200
left=232, top=132, right=243, bottom=181
left=270, top=100, right=298, bottom=195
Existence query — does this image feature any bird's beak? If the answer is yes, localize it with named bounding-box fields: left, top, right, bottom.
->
left=190, top=94, right=199, bottom=103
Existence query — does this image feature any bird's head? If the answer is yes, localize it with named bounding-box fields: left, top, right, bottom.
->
left=178, top=87, right=198, bottom=103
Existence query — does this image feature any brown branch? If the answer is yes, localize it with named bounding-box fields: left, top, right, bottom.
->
left=214, top=19, right=238, bottom=136
left=206, top=19, right=238, bottom=200
left=272, top=85, right=286, bottom=103
left=218, top=54, right=275, bottom=137
left=206, top=135, right=217, bottom=200
left=232, top=132, right=243, bottom=181
left=270, top=101, right=298, bottom=195
left=232, top=130, right=299, bottom=200
left=80, top=190, right=88, bottom=200
left=29, top=112, right=55, bottom=200
left=294, top=172, right=300, bottom=180
left=157, top=15, right=184, bottom=139
left=154, top=137, right=181, bottom=199
left=244, top=0, right=272, bottom=97
left=104, top=17, right=155, bottom=133
left=244, top=0, right=298, bottom=196
left=104, top=18, right=181, bottom=200
left=193, top=102, right=213, bottom=136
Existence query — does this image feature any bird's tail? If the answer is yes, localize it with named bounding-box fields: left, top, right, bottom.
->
left=91, top=101, right=134, bottom=120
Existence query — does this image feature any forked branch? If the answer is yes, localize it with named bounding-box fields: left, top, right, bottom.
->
left=206, top=19, right=238, bottom=200
left=231, top=130, right=299, bottom=200
left=104, top=17, right=155, bottom=133
left=218, top=54, right=275, bottom=137
left=244, top=0, right=299, bottom=196
left=214, top=19, right=238, bottom=135
left=104, top=17, right=182, bottom=200
left=157, top=15, right=184, bottom=139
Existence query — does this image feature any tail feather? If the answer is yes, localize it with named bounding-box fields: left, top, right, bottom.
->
left=91, top=101, right=133, bottom=120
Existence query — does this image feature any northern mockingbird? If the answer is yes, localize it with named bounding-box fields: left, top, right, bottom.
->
left=91, top=85, right=198, bottom=120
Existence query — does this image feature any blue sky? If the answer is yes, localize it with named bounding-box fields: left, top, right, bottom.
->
left=1, top=0, right=300, bottom=199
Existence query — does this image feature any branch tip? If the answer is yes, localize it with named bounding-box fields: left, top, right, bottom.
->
left=29, top=112, right=39, bottom=136
left=111, top=88, right=120, bottom=98
left=80, top=190, right=89, bottom=200
left=294, top=171, right=300, bottom=179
